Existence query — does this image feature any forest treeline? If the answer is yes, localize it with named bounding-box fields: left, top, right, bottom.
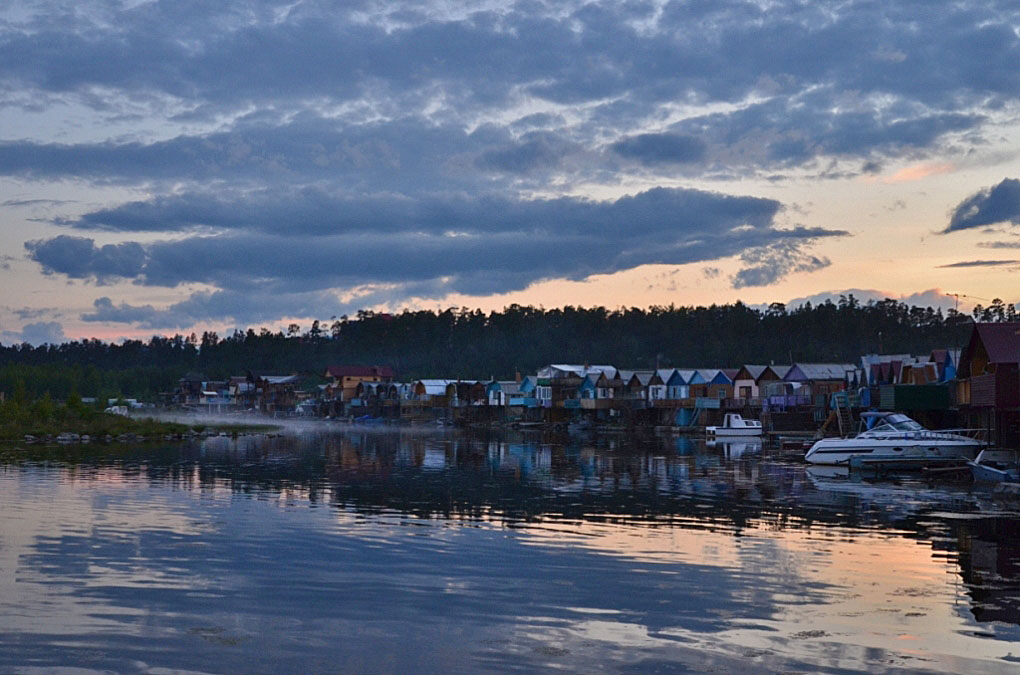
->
left=1, top=295, right=1014, bottom=402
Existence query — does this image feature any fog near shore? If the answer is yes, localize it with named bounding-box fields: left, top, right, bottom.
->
left=134, top=410, right=445, bottom=436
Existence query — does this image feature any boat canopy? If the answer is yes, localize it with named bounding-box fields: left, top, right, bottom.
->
left=860, top=412, right=924, bottom=432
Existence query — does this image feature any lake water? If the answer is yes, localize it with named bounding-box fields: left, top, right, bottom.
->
left=2, top=428, right=1020, bottom=673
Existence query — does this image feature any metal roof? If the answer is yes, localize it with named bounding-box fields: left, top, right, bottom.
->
left=785, top=363, right=856, bottom=381
left=260, top=375, right=298, bottom=384
left=674, top=369, right=697, bottom=384
left=735, top=365, right=768, bottom=381
left=696, top=369, right=720, bottom=382
left=416, top=379, right=458, bottom=396
left=540, top=364, right=618, bottom=379
left=489, top=380, right=523, bottom=395
left=656, top=368, right=677, bottom=382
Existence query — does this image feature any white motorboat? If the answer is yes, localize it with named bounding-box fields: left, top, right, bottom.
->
left=804, top=411, right=984, bottom=465
left=706, top=413, right=763, bottom=437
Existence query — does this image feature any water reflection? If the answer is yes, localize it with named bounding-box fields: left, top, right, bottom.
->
left=2, top=430, right=1020, bottom=672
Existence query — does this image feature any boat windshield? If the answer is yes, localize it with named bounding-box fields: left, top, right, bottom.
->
left=873, top=414, right=925, bottom=432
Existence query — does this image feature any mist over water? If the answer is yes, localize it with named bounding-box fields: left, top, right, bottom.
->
left=2, top=429, right=1019, bottom=673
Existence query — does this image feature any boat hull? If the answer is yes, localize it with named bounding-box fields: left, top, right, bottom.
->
left=969, top=460, right=1020, bottom=483
left=706, top=427, right=762, bottom=437
left=805, top=438, right=981, bottom=465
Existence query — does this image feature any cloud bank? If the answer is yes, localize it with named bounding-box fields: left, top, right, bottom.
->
left=3, top=1, right=1019, bottom=330
left=945, top=178, right=1020, bottom=233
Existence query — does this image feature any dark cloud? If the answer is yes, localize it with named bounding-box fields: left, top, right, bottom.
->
left=1, top=198, right=72, bottom=207
left=7, top=0, right=1020, bottom=330
left=611, top=133, right=707, bottom=166
left=25, top=235, right=146, bottom=282
left=731, top=241, right=831, bottom=288
left=6, top=1, right=1019, bottom=115
left=58, top=186, right=785, bottom=238
left=0, top=2, right=1013, bottom=186
left=672, top=97, right=982, bottom=172
left=0, top=116, right=486, bottom=192
left=475, top=134, right=571, bottom=174
left=937, top=259, right=1019, bottom=268
left=944, top=178, right=1020, bottom=232
left=29, top=187, right=847, bottom=302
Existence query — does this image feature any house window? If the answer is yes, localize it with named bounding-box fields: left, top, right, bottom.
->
left=718, top=389, right=727, bottom=399
left=537, top=386, right=552, bottom=400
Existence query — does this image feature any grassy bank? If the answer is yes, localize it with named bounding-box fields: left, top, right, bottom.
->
left=0, top=393, right=279, bottom=442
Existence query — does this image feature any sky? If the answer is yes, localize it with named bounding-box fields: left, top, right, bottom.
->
left=2, top=0, right=1020, bottom=345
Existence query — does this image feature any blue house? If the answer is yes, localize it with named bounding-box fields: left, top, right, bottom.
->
left=512, top=376, right=540, bottom=407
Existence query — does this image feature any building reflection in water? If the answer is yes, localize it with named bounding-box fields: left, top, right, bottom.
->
left=5, top=427, right=1020, bottom=644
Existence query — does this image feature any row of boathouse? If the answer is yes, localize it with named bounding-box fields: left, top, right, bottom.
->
left=173, top=322, right=1020, bottom=446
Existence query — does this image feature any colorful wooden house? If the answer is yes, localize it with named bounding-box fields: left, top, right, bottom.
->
left=732, top=365, right=767, bottom=399
left=956, top=322, right=1020, bottom=446
left=487, top=380, right=524, bottom=406
left=324, top=365, right=395, bottom=401
left=249, top=373, right=299, bottom=414
left=411, top=380, right=457, bottom=405
left=783, top=363, right=857, bottom=398
left=687, top=370, right=710, bottom=398
left=669, top=369, right=696, bottom=400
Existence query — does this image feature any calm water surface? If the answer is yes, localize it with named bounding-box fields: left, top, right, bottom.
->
left=2, top=429, right=1020, bottom=673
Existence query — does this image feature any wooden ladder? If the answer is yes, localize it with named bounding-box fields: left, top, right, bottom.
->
left=832, top=391, right=854, bottom=437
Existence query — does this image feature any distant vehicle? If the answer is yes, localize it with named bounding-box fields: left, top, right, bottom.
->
left=804, top=412, right=984, bottom=465
left=706, top=413, right=763, bottom=437
left=104, top=405, right=129, bottom=416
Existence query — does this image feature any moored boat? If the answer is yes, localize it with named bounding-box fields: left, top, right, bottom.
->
left=804, top=412, right=984, bottom=465
left=967, top=448, right=1020, bottom=483
left=706, top=413, right=763, bottom=437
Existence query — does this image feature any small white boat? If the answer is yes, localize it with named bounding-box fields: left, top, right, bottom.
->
left=804, top=412, right=984, bottom=465
left=968, top=448, right=1020, bottom=483
left=706, top=413, right=763, bottom=437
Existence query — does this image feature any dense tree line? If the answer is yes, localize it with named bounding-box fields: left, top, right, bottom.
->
left=0, top=295, right=1011, bottom=401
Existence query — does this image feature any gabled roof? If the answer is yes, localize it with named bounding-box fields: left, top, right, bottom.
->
left=325, top=365, right=395, bottom=378
left=765, top=365, right=792, bottom=379
left=626, top=370, right=657, bottom=386
left=488, top=380, right=523, bottom=395
left=974, top=322, right=1020, bottom=364
left=734, top=365, right=768, bottom=381
left=785, top=363, right=856, bottom=381
left=709, top=369, right=733, bottom=384
left=682, top=369, right=704, bottom=384
left=696, top=369, right=719, bottom=382
left=539, top=364, right=618, bottom=379
left=656, top=368, right=677, bottom=382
